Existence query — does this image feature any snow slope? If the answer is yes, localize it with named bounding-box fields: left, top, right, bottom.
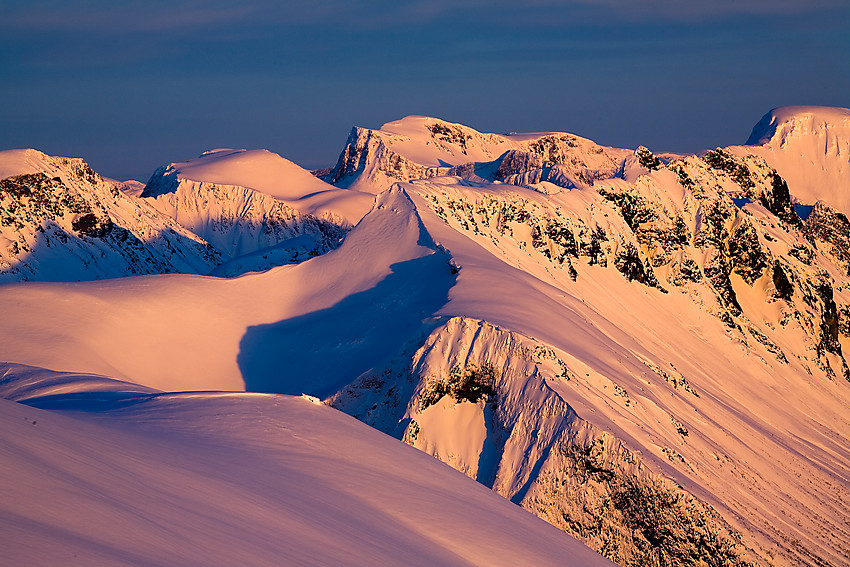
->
left=3, top=109, right=850, bottom=566
left=0, top=187, right=453, bottom=393
left=0, top=364, right=610, bottom=567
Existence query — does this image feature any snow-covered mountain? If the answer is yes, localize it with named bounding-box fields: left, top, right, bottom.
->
left=0, top=149, right=221, bottom=281
left=322, top=115, right=632, bottom=193
left=0, top=148, right=370, bottom=281
left=2, top=107, right=850, bottom=566
left=732, top=106, right=850, bottom=215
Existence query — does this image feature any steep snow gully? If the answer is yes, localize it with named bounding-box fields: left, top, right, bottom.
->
left=2, top=106, right=850, bottom=566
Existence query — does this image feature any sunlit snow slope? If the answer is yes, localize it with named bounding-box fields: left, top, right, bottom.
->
left=2, top=108, right=850, bottom=567
left=0, top=364, right=610, bottom=567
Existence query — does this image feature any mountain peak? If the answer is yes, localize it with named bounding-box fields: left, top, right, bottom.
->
left=746, top=105, right=850, bottom=146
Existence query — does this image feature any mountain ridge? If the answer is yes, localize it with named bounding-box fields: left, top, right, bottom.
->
left=2, top=106, right=850, bottom=566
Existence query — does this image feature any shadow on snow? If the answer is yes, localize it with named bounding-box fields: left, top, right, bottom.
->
left=237, top=252, right=456, bottom=399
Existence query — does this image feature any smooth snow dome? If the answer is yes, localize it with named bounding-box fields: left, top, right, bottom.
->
left=0, top=365, right=611, bottom=567
left=159, top=148, right=373, bottom=223
left=737, top=105, right=850, bottom=215
left=167, top=149, right=332, bottom=200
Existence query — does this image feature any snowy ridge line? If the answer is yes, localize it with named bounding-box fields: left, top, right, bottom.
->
left=331, top=315, right=758, bottom=567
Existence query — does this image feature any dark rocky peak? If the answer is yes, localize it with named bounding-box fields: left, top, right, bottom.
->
left=634, top=146, right=663, bottom=171
left=322, top=127, right=374, bottom=185
left=141, top=164, right=180, bottom=198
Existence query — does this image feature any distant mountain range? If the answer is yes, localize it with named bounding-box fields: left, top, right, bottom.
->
left=2, top=106, right=849, bottom=566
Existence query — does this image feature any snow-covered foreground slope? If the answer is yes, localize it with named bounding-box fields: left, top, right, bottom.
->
left=2, top=107, right=850, bottom=566
left=0, top=364, right=609, bottom=567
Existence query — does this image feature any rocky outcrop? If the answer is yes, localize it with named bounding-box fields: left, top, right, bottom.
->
left=323, top=127, right=449, bottom=191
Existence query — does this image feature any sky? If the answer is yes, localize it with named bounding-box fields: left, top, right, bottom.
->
left=1, top=0, right=848, bottom=181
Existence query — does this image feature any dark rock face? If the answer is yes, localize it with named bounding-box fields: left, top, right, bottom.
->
left=615, top=242, right=660, bottom=288
left=72, top=213, right=112, bottom=238
left=702, top=148, right=756, bottom=191
left=727, top=221, right=768, bottom=286
left=1, top=173, right=94, bottom=225
left=805, top=201, right=850, bottom=274
left=772, top=261, right=794, bottom=301
left=426, top=122, right=473, bottom=154
left=635, top=146, right=663, bottom=171
left=417, top=364, right=497, bottom=410
left=764, top=172, right=801, bottom=226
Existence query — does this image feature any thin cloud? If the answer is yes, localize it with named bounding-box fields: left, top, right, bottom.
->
left=2, top=0, right=845, bottom=34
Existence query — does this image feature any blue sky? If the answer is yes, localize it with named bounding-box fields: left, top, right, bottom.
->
left=1, top=0, right=848, bottom=181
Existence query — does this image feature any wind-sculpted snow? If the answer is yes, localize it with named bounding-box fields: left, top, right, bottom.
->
left=0, top=364, right=610, bottom=567
left=3, top=108, right=850, bottom=566
left=0, top=187, right=452, bottom=394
